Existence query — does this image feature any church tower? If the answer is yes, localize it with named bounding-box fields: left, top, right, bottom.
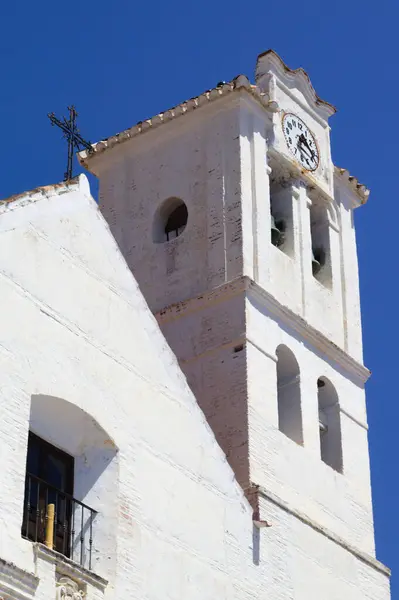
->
left=80, top=50, right=389, bottom=590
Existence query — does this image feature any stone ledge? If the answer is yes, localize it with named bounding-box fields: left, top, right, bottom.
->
left=0, top=557, right=39, bottom=600
left=155, top=276, right=370, bottom=384
left=247, top=278, right=370, bottom=384
left=156, top=276, right=247, bottom=324
left=34, top=545, right=108, bottom=591
left=254, top=484, right=391, bottom=577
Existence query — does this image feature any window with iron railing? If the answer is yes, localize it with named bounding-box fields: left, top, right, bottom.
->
left=21, top=432, right=97, bottom=570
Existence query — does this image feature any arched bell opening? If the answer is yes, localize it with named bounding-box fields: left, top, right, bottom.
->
left=317, top=378, right=343, bottom=473
left=270, top=182, right=295, bottom=258
left=309, top=199, right=332, bottom=287
left=276, top=345, right=303, bottom=445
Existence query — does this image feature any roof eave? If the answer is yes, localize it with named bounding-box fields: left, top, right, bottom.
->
left=78, top=77, right=278, bottom=168
left=334, top=166, right=370, bottom=206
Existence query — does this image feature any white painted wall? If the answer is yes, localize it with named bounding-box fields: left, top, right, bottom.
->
left=157, top=283, right=375, bottom=554
left=0, top=178, right=251, bottom=597
left=92, top=85, right=372, bottom=552
left=97, top=98, right=243, bottom=314
left=237, top=96, right=359, bottom=357
left=0, top=177, right=390, bottom=600
left=246, top=294, right=374, bottom=554
left=92, top=89, right=363, bottom=362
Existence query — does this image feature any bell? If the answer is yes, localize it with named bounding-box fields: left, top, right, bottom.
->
left=318, top=408, right=328, bottom=435
left=312, top=249, right=321, bottom=276
left=271, top=215, right=283, bottom=247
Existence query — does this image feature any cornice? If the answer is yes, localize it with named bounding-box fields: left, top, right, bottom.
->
left=156, top=276, right=370, bottom=384
left=156, top=276, right=247, bottom=324
left=0, top=557, right=38, bottom=600
left=254, top=484, right=390, bottom=577
left=34, top=545, right=108, bottom=591
left=334, top=166, right=370, bottom=205
left=78, top=77, right=278, bottom=169
left=247, top=278, right=370, bottom=384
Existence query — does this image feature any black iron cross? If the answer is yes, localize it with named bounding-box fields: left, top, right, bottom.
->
left=48, top=106, right=92, bottom=181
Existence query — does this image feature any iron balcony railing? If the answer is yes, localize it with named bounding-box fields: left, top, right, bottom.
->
left=21, top=473, right=97, bottom=570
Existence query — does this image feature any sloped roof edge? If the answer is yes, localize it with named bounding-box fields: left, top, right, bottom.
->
left=334, top=167, right=370, bottom=204
left=78, top=76, right=278, bottom=167
left=0, top=175, right=89, bottom=213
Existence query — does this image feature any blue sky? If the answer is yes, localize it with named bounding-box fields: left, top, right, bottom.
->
left=2, top=0, right=398, bottom=594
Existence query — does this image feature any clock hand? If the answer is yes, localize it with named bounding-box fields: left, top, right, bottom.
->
left=296, top=141, right=313, bottom=168
left=298, top=134, right=315, bottom=160
left=297, top=136, right=310, bottom=155
left=299, top=145, right=312, bottom=159
left=298, top=134, right=312, bottom=151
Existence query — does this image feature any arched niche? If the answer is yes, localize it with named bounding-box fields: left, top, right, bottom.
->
left=276, top=345, right=303, bottom=445
left=317, top=378, right=343, bottom=473
left=309, top=198, right=333, bottom=288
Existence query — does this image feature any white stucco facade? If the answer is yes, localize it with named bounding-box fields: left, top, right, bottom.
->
left=0, top=178, right=254, bottom=600
left=0, top=49, right=391, bottom=600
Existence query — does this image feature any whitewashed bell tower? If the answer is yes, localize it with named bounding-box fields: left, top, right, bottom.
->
left=80, top=50, right=390, bottom=598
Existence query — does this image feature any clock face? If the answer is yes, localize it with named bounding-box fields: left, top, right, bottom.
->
left=282, top=113, right=319, bottom=172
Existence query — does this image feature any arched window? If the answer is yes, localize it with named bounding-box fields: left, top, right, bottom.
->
left=276, top=345, right=303, bottom=444
left=153, top=197, right=188, bottom=243
left=21, top=395, right=118, bottom=574
left=317, top=377, right=343, bottom=472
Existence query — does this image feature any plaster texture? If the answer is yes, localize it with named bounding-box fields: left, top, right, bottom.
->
left=0, top=177, right=390, bottom=600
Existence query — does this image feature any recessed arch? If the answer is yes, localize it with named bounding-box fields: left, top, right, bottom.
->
left=317, top=377, right=343, bottom=473
left=29, top=394, right=117, bottom=457
left=276, top=345, right=303, bottom=445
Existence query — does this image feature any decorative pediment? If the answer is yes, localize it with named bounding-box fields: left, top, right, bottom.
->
left=255, top=49, right=336, bottom=121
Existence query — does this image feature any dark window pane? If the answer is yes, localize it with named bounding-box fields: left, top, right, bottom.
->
left=23, top=433, right=74, bottom=556
left=46, top=454, right=68, bottom=492
left=26, top=434, right=40, bottom=476
left=27, top=432, right=73, bottom=494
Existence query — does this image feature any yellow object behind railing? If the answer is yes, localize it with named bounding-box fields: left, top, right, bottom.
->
left=45, top=503, right=55, bottom=549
